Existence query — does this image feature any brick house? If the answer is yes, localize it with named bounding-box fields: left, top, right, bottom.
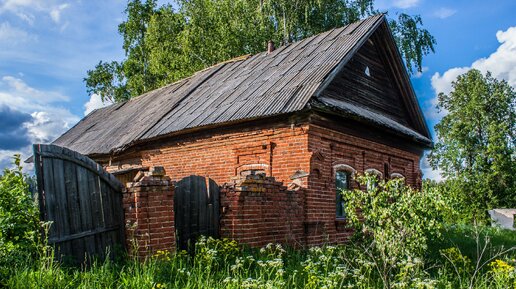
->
left=53, top=14, right=431, bottom=252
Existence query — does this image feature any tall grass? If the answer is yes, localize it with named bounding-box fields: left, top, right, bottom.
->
left=2, top=225, right=515, bottom=289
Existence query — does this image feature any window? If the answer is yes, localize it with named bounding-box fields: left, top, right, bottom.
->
left=365, top=168, right=382, bottom=191
left=390, top=173, right=405, bottom=179
left=335, top=170, right=351, bottom=218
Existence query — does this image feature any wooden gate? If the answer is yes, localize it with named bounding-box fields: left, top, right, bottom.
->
left=174, top=175, right=220, bottom=251
left=33, top=144, right=125, bottom=263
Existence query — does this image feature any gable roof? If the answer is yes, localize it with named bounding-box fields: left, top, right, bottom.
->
left=53, top=14, right=431, bottom=156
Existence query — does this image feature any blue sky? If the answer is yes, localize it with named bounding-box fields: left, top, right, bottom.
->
left=0, top=0, right=515, bottom=180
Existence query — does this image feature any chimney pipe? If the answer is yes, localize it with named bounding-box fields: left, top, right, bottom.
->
left=267, top=40, right=275, bottom=53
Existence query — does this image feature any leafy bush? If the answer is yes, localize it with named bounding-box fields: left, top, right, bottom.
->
left=342, top=175, right=450, bottom=287
left=0, top=155, right=40, bottom=278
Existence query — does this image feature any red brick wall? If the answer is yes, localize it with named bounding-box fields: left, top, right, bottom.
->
left=305, top=124, right=422, bottom=245
left=123, top=175, right=175, bottom=257
left=109, top=121, right=423, bottom=250
left=220, top=174, right=305, bottom=248
left=111, top=124, right=312, bottom=188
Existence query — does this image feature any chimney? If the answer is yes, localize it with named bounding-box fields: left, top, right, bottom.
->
left=267, top=40, right=275, bottom=53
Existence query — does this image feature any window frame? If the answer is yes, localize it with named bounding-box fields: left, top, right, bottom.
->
left=365, top=168, right=383, bottom=191
left=390, top=173, right=405, bottom=179
left=334, top=164, right=356, bottom=219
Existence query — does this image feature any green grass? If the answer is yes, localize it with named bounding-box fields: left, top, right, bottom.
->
left=427, top=225, right=516, bottom=261
left=2, top=226, right=516, bottom=289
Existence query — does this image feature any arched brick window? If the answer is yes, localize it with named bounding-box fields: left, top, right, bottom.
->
left=365, top=168, right=382, bottom=191
left=390, top=173, right=405, bottom=179
left=334, top=164, right=356, bottom=219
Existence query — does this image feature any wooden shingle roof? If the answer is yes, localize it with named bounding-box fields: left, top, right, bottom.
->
left=53, top=14, right=431, bottom=156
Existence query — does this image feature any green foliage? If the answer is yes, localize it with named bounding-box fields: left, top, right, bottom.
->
left=429, top=69, right=516, bottom=221
left=389, top=13, right=435, bottom=74
left=342, top=175, right=450, bottom=287
left=85, top=61, right=129, bottom=102
left=85, top=0, right=435, bottom=102
left=0, top=155, right=39, bottom=264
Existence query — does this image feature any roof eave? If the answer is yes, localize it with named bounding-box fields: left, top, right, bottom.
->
left=310, top=99, right=433, bottom=149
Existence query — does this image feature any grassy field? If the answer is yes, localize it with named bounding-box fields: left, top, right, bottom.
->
left=2, top=225, right=515, bottom=289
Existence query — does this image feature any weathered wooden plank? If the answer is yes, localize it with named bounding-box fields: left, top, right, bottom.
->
left=33, top=145, right=46, bottom=222
left=41, top=147, right=57, bottom=238
left=210, top=178, right=220, bottom=238
left=50, top=146, right=72, bottom=257
left=63, top=161, right=81, bottom=234
left=198, top=176, right=207, bottom=237
left=76, top=165, right=96, bottom=259
left=48, top=226, right=120, bottom=244
left=63, top=160, right=85, bottom=263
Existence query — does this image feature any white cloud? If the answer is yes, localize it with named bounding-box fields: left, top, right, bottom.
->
left=1, top=75, right=70, bottom=103
left=420, top=153, right=444, bottom=182
left=84, top=93, right=112, bottom=115
left=392, top=0, right=420, bottom=9
left=0, top=21, right=35, bottom=44
left=0, top=76, right=79, bottom=170
left=431, top=67, right=469, bottom=96
left=429, top=26, right=516, bottom=121
left=433, top=7, right=457, bottom=19
left=0, top=0, right=70, bottom=25
left=49, top=3, right=69, bottom=23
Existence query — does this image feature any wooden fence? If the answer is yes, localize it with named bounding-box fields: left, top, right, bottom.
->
left=33, top=144, right=125, bottom=263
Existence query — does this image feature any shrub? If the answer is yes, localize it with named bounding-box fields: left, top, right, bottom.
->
left=342, top=175, right=450, bottom=287
left=0, top=155, right=40, bottom=280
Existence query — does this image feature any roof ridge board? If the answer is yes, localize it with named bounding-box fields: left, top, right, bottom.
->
left=127, top=62, right=228, bottom=150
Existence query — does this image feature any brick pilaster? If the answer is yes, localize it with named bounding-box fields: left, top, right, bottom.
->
left=123, top=169, right=175, bottom=258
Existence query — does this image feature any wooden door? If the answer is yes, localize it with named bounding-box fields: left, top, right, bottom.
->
left=174, top=175, right=220, bottom=251
left=33, top=144, right=125, bottom=263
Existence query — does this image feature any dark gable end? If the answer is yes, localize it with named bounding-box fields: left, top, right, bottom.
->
left=312, top=20, right=432, bottom=147
left=52, top=14, right=431, bottom=157
left=320, top=35, right=412, bottom=126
